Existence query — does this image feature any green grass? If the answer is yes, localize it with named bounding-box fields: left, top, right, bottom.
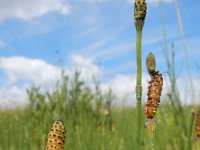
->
left=0, top=104, right=197, bottom=150
left=0, top=72, right=198, bottom=150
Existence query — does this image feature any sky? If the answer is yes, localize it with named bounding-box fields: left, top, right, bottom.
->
left=0, top=0, right=199, bottom=108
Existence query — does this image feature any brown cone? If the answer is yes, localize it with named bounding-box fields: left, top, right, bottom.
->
left=46, top=120, right=66, bottom=150
left=144, top=71, right=163, bottom=119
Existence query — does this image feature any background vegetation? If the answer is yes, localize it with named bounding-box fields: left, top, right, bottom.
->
left=0, top=63, right=198, bottom=150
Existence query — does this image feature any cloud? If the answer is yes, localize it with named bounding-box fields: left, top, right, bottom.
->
left=101, top=74, right=136, bottom=106
left=71, top=0, right=173, bottom=5
left=77, top=0, right=173, bottom=4
left=0, top=55, right=101, bottom=87
left=0, top=86, right=27, bottom=109
left=0, top=54, right=199, bottom=109
left=75, top=0, right=108, bottom=3
left=146, top=0, right=173, bottom=4
left=0, top=0, right=70, bottom=21
left=0, top=56, right=61, bottom=88
left=102, top=73, right=200, bottom=107
left=0, top=55, right=101, bottom=108
left=101, top=73, right=155, bottom=106
left=70, top=54, right=102, bottom=80
left=176, top=77, right=200, bottom=104
left=128, top=0, right=173, bottom=5
left=0, top=56, right=59, bottom=108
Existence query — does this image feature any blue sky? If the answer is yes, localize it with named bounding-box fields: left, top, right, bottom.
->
left=0, top=0, right=199, bottom=108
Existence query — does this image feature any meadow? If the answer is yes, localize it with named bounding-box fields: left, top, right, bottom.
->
left=0, top=70, right=199, bottom=150
left=0, top=0, right=199, bottom=150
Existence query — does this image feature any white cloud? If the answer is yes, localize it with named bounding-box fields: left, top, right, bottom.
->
left=176, top=77, right=200, bottom=104
left=101, top=74, right=136, bottom=106
left=0, top=55, right=101, bottom=87
left=76, top=0, right=108, bottom=3
left=0, top=0, right=172, bottom=22
left=78, top=0, right=173, bottom=4
left=73, top=0, right=173, bottom=5
left=0, top=55, right=101, bottom=108
left=127, top=0, right=173, bottom=5
left=70, top=54, right=101, bottom=80
left=102, top=72, right=200, bottom=106
left=0, top=86, right=27, bottom=109
left=0, top=55, right=199, bottom=108
left=70, top=0, right=115, bottom=4
left=0, top=0, right=70, bottom=21
left=146, top=0, right=173, bottom=4
left=101, top=74, right=152, bottom=106
left=0, top=56, right=61, bottom=88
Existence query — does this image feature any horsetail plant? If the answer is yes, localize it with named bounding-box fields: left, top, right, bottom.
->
left=144, top=53, right=163, bottom=120
left=144, top=53, right=163, bottom=149
left=144, top=53, right=156, bottom=125
left=134, top=0, right=147, bottom=149
left=46, top=120, right=66, bottom=150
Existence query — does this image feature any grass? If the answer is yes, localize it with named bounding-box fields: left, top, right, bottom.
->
left=0, top=71, right=198, bottom=150
left=0, top=101, right=197, bottom=149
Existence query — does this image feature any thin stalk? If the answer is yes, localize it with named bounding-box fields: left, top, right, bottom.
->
left=134, top=1, right=146, bottom=148
left=159, top=0, right=170, bottom=67
left=186, top=113, right=195, bottom=150
left=145, top=119, right=156, bottom=150
left=173, top=0, right=195, bottom=101
left=135, top=27, right=143, bottom=150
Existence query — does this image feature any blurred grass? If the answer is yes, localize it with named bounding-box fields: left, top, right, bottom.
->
left=0, top=70, right=198, bottom=150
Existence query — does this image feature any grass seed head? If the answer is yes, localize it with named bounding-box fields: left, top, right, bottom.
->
left=46, top=120, right=66, bottom=150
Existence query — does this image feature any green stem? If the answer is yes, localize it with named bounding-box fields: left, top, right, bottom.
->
left=145, top=119, right=156, bottom=150
left=186, top=113, right=195, bottom=150
left=135, top=27, right=143, bottom=150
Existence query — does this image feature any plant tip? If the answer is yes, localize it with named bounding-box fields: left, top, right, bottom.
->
left=146, top=52, right=156, bottom=77
left=134, top=0, right=147, bottom=29
left=46, top=120, right=66, bottom=150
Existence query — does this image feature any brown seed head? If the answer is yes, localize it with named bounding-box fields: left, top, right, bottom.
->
left=144, top=71, right=163, bottom=119
left=46, top=120, right=66, bottom=150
